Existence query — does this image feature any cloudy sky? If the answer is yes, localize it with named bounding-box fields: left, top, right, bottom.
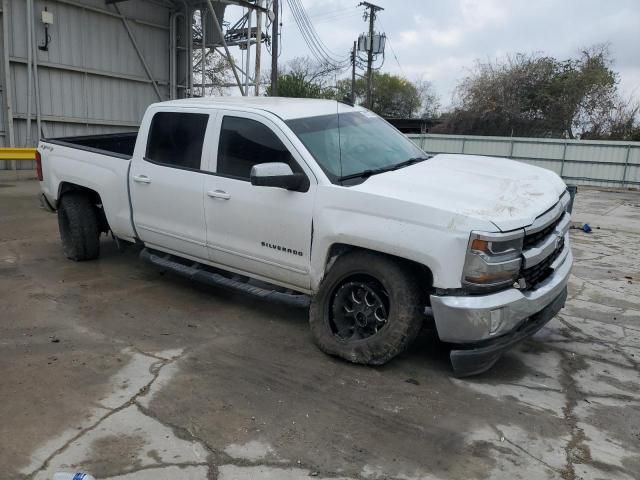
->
left=225, top=0, right=640, bottom=106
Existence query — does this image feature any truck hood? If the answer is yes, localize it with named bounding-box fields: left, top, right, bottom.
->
left=354, top=154, right=567, bottom=232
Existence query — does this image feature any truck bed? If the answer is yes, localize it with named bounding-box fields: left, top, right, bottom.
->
left=39, top=132, right=139, bottom=242
left=45, top=132, right=138, bottom=159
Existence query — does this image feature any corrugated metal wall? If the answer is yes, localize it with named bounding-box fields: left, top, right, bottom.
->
left=1, top=0, right=172, bottom=169
left=408, top=134, right=640, bottom=188
left=0, top=2, right=8, bottom=146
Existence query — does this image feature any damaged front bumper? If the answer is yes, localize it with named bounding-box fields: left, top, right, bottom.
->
left=430, top=247, right=572, bottom=377
left=446, top=287, right=567, bottom=376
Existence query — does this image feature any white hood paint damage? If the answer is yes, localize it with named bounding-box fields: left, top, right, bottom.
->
left=356, top=154, right=567, bottom=232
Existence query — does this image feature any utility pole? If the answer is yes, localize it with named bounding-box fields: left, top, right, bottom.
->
left=359, top=1, right=383, bottom=109
left=245, top=8, right=252, bottom=94
left=201, top=8, right=207, bottom=97
left=254, top=0, right=263, bottom=95
left=270, top=0, right=279, bottom=96
left=351, top=41, right=356, bottom=103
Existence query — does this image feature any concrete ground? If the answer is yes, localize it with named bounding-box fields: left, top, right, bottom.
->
left=1, top=179, right=639, bottom=480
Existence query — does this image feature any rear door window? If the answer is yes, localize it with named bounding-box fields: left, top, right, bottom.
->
left=146, top=112, right=208, bottom=170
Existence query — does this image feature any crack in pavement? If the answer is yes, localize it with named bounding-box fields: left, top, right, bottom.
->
left=570, top=273, right=640, bottom=298
left=502, top=381, right=564, bottom=393
left=545, top=341, right=636, bottom=372
left=130, top=347, right=176, bottom=362
left=554, top=316, right=640, bottom=371
left=558, top=351, right=591, bottom=480
left=491, top=425, right=562, bottom=475
left=135, top=402, right=378, bottom=480
left=566, top=280, right=588, bottom=302
left=571, top=252, right=617, bottom=264
left=23, top=344, right=397, bottom=480
left=621, top=319, right=640, bottom=331
left=25, top=350, right=186, bottom=480
left=99, top=461, right=210, bottom=478
left=133, top=402, right=220, bottom=480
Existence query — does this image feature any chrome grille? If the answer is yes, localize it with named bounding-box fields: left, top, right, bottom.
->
left=522, top=237, right=564, bottom=289
left=520, top=195, right=570, bottom=290
left=523, top=215, right=562, bottom=250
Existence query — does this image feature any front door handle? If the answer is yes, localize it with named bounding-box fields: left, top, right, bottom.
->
left=207, top=189, right=231, bottom=200
left=132, top=174, right=151, bottom=184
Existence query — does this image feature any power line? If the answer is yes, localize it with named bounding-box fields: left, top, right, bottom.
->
left=285, top=0, right=322, bottom=63
left=281, top=10, right=361, bottom=28
left=380, top=23, right=405, bottom=77
left=291, top=0, right=345, bottom=60
left=287, top=0, right=330, bottom=65
left=300, top=5, right=357, bottom=21
left=285, top=0, right=351, bottom=70
left=290, top=0, right=343, bottom=65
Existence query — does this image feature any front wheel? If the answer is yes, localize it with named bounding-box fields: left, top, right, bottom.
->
left=309, top=251, right=424, bottom=365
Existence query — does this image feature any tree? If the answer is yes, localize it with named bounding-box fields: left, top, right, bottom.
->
left=414, top=79, right=441, bottom=118
left=551, top=45, right=618, bottom=138
left=192, top=50, right=235, bottom=96
left=581, top=97, right=640, bottom=140
left=265, top=57, right=337, bottom=98
left=369, top=73, right=422, bottom=117
left=336, top=72, right=440, bottom=118
left=267, top=57, right=440, bottom=119
left=437, top=45, right=631, bottom=139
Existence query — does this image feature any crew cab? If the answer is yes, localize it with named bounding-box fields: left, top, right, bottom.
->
left=38, top=97, right=573, bottom=376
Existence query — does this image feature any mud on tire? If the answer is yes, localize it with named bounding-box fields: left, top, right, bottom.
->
left=57, top=192, right=100, bottom=261
left=309, top=251, right=424, bottom=365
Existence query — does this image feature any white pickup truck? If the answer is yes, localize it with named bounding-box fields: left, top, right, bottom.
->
left=38, top=97, right=572, bottom=376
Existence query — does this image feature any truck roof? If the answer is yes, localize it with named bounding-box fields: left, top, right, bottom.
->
left=154, top=96, right=363, bottom=120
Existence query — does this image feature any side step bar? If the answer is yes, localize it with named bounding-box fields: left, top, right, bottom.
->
left=140, top=248, right=310, bottom=309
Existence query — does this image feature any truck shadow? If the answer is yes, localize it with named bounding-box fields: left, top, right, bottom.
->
left=103, top=241, right=530, bottom=382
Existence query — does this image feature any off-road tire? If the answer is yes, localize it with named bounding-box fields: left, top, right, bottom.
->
left=58, top=192, right=100, bottom=261
left=309, top=251, right=423, bottom=365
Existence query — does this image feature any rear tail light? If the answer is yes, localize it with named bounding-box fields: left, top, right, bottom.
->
left=35, top=150, right=43, bottom=181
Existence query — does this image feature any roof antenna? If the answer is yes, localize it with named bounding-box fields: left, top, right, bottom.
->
left=337, top=100, right=344, bottom=181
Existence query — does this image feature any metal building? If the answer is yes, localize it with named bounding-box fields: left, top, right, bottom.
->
left=1, top=0, right=263, bottom=170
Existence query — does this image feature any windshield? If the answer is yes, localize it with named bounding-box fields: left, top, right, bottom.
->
left=286, top=111, right=427, bottom=184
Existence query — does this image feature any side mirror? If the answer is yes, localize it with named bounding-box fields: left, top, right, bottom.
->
left=250, top=162, right=308, bottom=192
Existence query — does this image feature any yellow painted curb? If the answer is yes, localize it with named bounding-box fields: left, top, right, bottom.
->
left=0, top=148, right=37, bottom=160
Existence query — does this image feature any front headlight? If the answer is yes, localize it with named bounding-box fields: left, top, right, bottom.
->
left=462, top=231, right=524, bottom=291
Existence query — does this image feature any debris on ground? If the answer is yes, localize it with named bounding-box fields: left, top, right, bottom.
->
left=570, top=222, right=594, bottom=233
left=53, top=471, right=96, bottom=480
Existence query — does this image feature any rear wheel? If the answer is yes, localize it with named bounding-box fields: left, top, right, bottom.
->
left=58, top=192, right=100, bottom=261
left=309, top=251, right=424, bottom=365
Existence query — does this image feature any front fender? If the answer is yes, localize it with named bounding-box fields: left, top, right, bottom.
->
left=310, top=187, right=492, bottom=292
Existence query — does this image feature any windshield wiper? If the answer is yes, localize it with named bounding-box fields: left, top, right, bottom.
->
left=389, top=156, right=430, bottom=171
left=338, top=156, right=431, bottom=182
left=338, top=167, right=390, bottom=181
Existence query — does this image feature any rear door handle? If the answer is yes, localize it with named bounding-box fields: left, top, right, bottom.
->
left=207, top=189, right=231, bottom=200
left=132, top=174, right=151, bottom=184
